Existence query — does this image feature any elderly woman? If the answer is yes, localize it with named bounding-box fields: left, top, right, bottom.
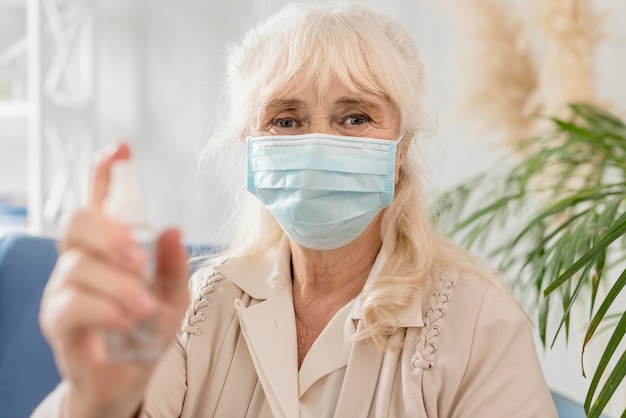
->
left=34, top=3, right=557, bottom=418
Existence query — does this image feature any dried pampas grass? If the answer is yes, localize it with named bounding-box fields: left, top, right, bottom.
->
left=450, top=0, right=539, bottom=148
left=532, top=0, right=604, bottom=117
left=448, top=0, right=605, bottom=150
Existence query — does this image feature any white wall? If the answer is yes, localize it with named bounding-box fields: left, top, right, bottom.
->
left=93, top=0, right=626, bottom=414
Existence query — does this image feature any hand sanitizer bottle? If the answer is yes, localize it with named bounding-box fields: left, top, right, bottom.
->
left=104, top=160, right=161, bottom=362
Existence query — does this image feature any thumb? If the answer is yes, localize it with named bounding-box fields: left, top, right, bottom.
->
left=154, top=228, right=190, bottom=310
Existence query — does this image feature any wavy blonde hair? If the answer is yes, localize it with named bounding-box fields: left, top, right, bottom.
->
left=200, top=2, right=503, bottom=347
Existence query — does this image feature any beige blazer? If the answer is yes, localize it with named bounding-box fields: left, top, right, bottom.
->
left=34, top=239, right=558, bottom=417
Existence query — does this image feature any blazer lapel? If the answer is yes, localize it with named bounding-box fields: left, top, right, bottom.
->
left=333, top=321, right=384, bottom=418
left=235, top=283, right=299, bottom=418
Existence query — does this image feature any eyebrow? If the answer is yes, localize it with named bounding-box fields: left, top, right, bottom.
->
left=263, top=97, right=385, bottom=110
left=334, top=97, right=384, bottom=109
left=263, top=99, right=306, bottom=109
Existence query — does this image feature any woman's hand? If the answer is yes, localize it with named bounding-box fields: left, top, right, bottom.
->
left=39, top=143, right=190, bottom=418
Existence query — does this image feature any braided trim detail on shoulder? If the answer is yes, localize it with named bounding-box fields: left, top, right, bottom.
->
left=181, top=269, right=220, bottom=336
left=411, top=271, right=457, bottom=371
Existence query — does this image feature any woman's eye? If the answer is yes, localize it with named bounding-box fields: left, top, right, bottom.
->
left=345, top=115, right=370, bottom=125
left=272, top=118, right=296, bottom=128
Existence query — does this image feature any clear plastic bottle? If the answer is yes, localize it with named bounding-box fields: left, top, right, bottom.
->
left=104, top=160, right=161, bottom=362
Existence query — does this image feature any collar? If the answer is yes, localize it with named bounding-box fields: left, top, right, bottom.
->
left=213, top=237, right=292, bottom=300
left=214, top=237, right=424, bottom=327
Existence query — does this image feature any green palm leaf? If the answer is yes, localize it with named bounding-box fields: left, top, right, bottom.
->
left=439, top=103, right=626, bottom=416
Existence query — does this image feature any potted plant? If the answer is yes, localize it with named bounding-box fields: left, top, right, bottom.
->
left=438, top=102, right=625, bottom=417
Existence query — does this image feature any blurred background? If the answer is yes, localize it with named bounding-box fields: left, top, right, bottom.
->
left=1, top=0, right=625, bottom=415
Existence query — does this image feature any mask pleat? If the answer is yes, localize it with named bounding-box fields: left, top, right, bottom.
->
left=246, top=133, right=398, bottom=250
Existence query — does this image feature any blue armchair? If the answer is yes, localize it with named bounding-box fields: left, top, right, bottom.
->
left=0, top=234, right=59, bottom=417
left=0, top=233, right=600, bottom=417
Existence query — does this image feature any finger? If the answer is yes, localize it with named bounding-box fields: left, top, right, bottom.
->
left=59, top=210, right=147, bottom=272
left=50, top=249, right=156, bottom=318
left=89, top=142, right=132, bottom=211
left=41, top=286, right=136, bottom=344
left=154, top=228, right=190, bottom=310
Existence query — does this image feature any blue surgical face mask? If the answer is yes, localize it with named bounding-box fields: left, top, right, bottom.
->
left=246, top=133, right=400, bottom=250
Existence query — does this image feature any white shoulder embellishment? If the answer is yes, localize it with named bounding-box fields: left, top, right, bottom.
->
left=411, top=270, right=457, bottom=371
left=181, top=269, right=220, bottom=336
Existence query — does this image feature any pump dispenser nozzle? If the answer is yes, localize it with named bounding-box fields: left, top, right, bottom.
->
left=105, top=161, right=149, bottom=228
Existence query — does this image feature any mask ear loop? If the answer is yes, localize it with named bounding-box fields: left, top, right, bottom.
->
left=395, top=130, right=413, bottom=159
left=393, top=131, right=412, bottom=185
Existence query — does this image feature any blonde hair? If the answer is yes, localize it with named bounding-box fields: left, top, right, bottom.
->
left=200, top=2, right=504, bottom=347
